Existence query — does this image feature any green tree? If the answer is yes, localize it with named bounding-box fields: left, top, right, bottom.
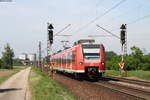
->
left=13, top=59, right=23, bottom=66
left=130, top=46, right=144, bottom=70
left=106, top=55, right=121, bottom=70
left=0, top=59, right=2, bottom=68
left=106, top=51, right=118, bottom=70
left=125, top=56, right=137, bottom=70
left=106, top=46, right=150, bottom=71
left=1, top=43, right=14, bottom=69
left=105, top=51, right=117, bottom=61
left=142, top=54, right=150, bottom=70
left=131, top=46, right=143, bottom=60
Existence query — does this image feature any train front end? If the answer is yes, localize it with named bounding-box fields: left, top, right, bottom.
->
left=77, top=44, right=106, bottom=79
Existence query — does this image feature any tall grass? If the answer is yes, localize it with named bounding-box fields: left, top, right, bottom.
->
left=29, top=67, right=75, bottom=100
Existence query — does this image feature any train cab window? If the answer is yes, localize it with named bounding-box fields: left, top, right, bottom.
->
left=82, top=45, right=100, bottom=62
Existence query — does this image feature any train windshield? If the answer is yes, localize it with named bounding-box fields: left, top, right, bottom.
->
left=82, top=45, right=100, bottom=62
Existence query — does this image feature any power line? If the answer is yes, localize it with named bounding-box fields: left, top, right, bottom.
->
left=110, top=13, right=150, bottom=32
left=54, top=24, right=71, bottom=37
left=75, top=0, right=127, bottom=33
left=96, top=24, right=120, bottom=39
left=101, top=5, right=142, bottom=24
left=127, top=13, right=150, bottom=25
left=55, top=35, right=72, bottom=37
left=88, top=35, right=112, bottom=37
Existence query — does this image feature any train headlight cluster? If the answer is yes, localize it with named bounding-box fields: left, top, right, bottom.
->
left=101, top=62, right=105, bottom=66
left=79, top=62, right=83, bottom=65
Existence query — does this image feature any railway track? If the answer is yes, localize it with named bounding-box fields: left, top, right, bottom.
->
left=92, top=81, right=149, bottom=100
left=103, top=75, right=150, bottom=87
left=53, top=72, right=150, bottom=100
left=89, top=76, right=150, bottom=100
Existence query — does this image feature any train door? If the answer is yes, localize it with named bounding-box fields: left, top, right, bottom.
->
left=72, top=50, right=76, bottom=71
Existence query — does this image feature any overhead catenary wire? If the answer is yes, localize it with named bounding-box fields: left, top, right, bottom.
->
left=100, top=5, right=143, bottom=25
left=127, top=13, right=150, bottom=25
left=55, top=35, right=72, bottom=37
left=75, top=0, right=127, bottom=33
left=88, top=35, right=112, bottom=37
left=54, top=24, right=71, bottom=37
left=96, top=24, right=120, bottom=39
left=109, top=12, right=150, bottom=32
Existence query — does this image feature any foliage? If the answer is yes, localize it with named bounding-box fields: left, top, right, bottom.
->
left=13, top=59, right=24, bottom=66
left=0, top=59, right=2, bottom=68
left=106, top=51, right=120, bottom=70
left=106, top=46, right=150, bottom=71
left=1, top=43, right=14, bottom=69
left=105, top=51, right=117, bottom=61
left=105, top=70, right=150, bottom=80
left=29, top=67, right=75, bottom=100
left=106, top=55, right=121, bottom=70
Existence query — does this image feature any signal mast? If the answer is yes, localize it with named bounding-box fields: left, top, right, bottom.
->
left=120, top=24, right=127, bottom=56
left=47, top=23, right=54, bottom=57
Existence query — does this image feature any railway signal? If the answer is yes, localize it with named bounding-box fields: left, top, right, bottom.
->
left=120, top=24, right=126, bottom=46
left=120, top=24, right=127, bottom=76
left=48, top=24, right=54, bottom=44
left=47, top=23, right=54, bottom=57
left=48, top=30, right=53, bottom=44
left=120, top=24, right=127, bottom=55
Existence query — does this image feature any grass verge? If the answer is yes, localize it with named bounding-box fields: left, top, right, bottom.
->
left=0, top=67, right=22, bottom=84
left=29, top=67, right=75, bottom=100
left=105, top=70, right=150, bottom=80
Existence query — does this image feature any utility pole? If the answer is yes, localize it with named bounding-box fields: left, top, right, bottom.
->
left=119, top=24, right=127, bottom=76
left=39, top=41, right=42, bottom=70
left=33, top=53, right=37, bottom=67
left=47, top=23, right=54, bottom=77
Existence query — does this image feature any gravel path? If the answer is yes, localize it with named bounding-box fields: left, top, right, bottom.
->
left=0, top=67, right=31, bottom=100
left=53, top=73, right=144, bottom=100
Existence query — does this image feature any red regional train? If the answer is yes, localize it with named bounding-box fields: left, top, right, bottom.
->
left=50, top=40, right=106, bottom=80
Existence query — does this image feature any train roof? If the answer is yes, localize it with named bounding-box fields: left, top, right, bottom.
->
left=51, top=43, right=103, bottom=58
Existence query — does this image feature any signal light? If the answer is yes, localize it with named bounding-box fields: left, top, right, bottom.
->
left=120, top=24, right=126, bottom=46
left=120, top=30, right=125, bottom=45
left=47, top=23, right=54, bottom=44
left=48, top=30, right=53, bottom=44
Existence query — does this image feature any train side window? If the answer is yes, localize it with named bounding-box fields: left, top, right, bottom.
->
left=72, top=54, right=75, bottom=63
left=62, top=56, right=64, bottom=64
left=67, top=54, right=72, bottom=64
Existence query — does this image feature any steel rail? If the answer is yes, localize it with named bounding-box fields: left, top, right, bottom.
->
left=93, top=81, right=150, bottom=100
left=104, top=76, right=150, bottom=87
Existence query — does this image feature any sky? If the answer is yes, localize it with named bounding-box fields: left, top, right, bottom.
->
left=0, top=0, right=150, bottom=57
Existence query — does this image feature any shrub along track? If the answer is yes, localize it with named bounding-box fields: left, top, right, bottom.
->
left=52, top=73, right=148, bottom=100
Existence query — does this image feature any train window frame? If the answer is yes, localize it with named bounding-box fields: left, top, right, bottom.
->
left=82, top=44, right=100, bottom=61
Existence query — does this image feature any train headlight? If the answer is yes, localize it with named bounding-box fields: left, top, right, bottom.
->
left=101, top=62, right=105, bottom=66
left=79, top=62, right=83, bottom=65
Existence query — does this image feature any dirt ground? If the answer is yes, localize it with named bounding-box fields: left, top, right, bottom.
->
left=0, top=70, right=14, bottom=77
left=0, top=67, right=31, bottom=100
left=53, top=73, right=144, bottom=100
